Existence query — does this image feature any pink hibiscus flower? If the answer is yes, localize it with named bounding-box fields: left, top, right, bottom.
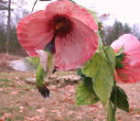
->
left=111, top=34, right=140, bottom=83
left=17, top=0, right=98, bottom=70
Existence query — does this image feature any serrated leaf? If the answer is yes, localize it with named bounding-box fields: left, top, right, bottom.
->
left=82, top=46, right=115, bottom=106
left=107, top=100, right=114, bottom=121
left=111, top=86, right=129, bottom=112
left=75, top=78, right=99, bottom=106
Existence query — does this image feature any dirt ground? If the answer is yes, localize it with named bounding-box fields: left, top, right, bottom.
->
left=0, top=53, right=140, bottom=121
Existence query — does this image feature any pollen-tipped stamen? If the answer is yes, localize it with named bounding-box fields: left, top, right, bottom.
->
left=55, top=22, right=64, bottom=30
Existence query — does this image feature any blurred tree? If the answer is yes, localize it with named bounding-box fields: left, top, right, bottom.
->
left=5, top=0, right=11, bottom=52
left=0, top=0, right=8, bottom=10
left=0, top=0, right=29, bottom=55
left=12, top=0, right=28, bottom=26
left=131, top=24, right=140, bottom=40
left=103, top=20, right=132, bottom=45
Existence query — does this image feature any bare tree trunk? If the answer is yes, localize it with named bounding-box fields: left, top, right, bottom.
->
left=5, top=0, right=11, bottom=53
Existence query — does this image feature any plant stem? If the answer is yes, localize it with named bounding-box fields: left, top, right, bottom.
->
left=103, top=47, right=117, bottom=120
left=112, top=80, right=117, bottom=121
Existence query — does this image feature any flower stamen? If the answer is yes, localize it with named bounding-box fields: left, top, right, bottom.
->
left=56, top=22, right=64, bottom=30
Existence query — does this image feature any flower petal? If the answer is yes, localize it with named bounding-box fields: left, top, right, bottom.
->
left=111, top=34, right=140, bottom=83
left=116, top=67, right=140, bottom=83
left=115, top=55, right=140, bottom=83
left=111, top=34, right=140, bottom=52
left=55, top=17, right=98, bottom=70
left=45, top=0, right=98, bottom=32
left=17, top=10, right=54, bottom=56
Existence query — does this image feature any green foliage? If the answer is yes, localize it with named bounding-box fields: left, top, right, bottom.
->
left=115, top=47, right=125, bottom=68
left=45, top=51, right=54, bottom=75
left=77, top=69, right=87, bottom=78
left=36, top=64, right=46, bottom=87
left=27, top=57, right=40, bottom=66
left=36, top=51, right=54, bottom=87
left=111, top=86, right=129, bottom=112
left=82, top=46, right=115, bottom=106
left=116, top=54, right=125, bottom=68
left=35, top=51, right=54, bottom=97
left=75, top=77, right=99, bottom=105
left=104, top=46, right=116, bottom=70
left=0, top=27, right=27, bottom=56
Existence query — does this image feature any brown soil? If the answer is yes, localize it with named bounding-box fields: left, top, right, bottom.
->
left=0, top=53, right=140, bottom=121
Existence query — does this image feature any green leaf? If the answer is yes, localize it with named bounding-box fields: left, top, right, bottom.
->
left=105, top=46, right=116, bottom=70
left=75, top=78, right=99, bottom=106
left=82, top=46, right=115, bottom=106
left=107, top=100, right=114, bottom=121
left=111, top=86, right=129, bottom=112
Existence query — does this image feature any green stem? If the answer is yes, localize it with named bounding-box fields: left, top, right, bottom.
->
left=112, top=80, right=117, bottom=121
left=103, top=47, right=117, bottom=121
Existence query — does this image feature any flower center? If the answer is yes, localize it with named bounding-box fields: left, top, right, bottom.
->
left=46, top=15, right=73, bottom=53
left=47, top=14, right=73, bottom=38
left=55, top=22, right=64, bottom=30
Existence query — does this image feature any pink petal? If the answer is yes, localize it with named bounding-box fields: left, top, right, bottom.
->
left=111, top=34, right=140, bottom=52
left=17, top=10, right=54, bottom=56
left=111, top=34, right=140, bottom=83
left=54, top=17, right=98, bottom=70
left=45, top=0, right=98, bottom=32
left=115, top=55, right=140, bottom=83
